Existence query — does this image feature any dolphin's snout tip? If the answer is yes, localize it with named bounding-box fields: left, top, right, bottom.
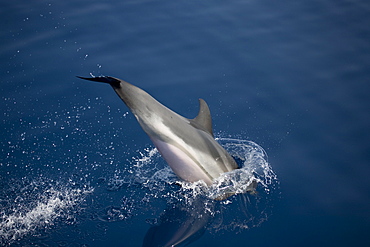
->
left=76, top=75, right=121, bottom=87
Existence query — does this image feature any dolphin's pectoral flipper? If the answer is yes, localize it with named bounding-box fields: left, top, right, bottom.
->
left=76, top=76, right=121, bottom=88
left=190, top=99, right=214, bottom=137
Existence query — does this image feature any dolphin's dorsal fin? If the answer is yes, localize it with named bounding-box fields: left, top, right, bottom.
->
left=190, top=99, right=214, bottom=137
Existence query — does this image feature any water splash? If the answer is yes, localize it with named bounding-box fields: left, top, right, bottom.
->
left=0, top=179, right=93, bottom=246
left=106, top=137, right=278, bottom=231
left=123, top=138, right=276, bottom=199
left=211, top=138, right=277, bottom=196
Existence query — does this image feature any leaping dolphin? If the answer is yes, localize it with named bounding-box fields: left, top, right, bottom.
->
left=77, top=76, right=238, bottom=186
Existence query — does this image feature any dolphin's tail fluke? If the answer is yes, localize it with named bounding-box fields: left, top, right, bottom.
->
left=77, top=76, right=121, bottom=87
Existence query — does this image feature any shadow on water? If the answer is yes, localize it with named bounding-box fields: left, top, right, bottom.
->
left=142, top=187, right=273, bottom=247
left=142, top=196, right=214, bottom=247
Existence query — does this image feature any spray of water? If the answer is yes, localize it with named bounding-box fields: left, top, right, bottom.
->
left=0, top=179, right=93, bottom=246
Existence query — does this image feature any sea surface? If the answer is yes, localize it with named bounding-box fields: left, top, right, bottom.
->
left=1, top=0, right=370, bottom=246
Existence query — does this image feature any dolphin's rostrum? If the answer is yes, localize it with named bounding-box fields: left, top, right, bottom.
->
left=77, top=76, right=238, bottom=187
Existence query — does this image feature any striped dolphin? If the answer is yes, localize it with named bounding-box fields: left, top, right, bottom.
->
left=77, top=76, right=238, bottom=186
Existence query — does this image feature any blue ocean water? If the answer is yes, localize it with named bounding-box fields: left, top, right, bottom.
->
left=1, top=0, right=370, bottom=246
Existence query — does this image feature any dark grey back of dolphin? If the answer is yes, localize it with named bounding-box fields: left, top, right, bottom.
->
left=78, top=75, right=238, bottom=186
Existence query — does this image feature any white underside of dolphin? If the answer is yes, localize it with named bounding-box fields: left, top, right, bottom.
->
left=77, top=76, right=238, bottom=186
